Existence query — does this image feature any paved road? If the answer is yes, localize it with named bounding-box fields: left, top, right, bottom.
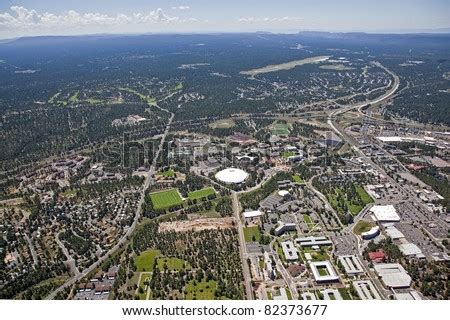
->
left=55, top=231, right=80, bottom=276
left=231, top=191, right=254, bottom=300
left=24, top=233, right=38, bottom=268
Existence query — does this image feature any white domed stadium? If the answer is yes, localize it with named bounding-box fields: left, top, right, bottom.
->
left=215, top=168, right=249, bottom=184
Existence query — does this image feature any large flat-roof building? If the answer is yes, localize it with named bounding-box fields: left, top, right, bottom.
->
left=309, top=261, right=340, bottom=283
left=384, top=225, right=405, bottom=239
left=280, top=241, right=299, bottom=262
left=370, top=205, right=401, bottom=222
left=373, top=263, right=411, bottom=288
left=296, top=236, right=332, bottom=248
left=352, top=280, right=381, bottom=300
left=337, top=255, right=365, bottom=276
left=274, top=222, right=297, bottom=236
left=398, top=243, right=425, bottom=259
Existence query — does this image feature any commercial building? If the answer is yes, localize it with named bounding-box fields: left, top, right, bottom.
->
left=373, top=263, right=411, bottom=288
left=398, top=243, right=425, bottom=259
left=384, top=225, right=405, bottom=239
left=370, top=205, right=401, bottom=222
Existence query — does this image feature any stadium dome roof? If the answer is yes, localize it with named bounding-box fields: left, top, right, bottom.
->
left=215, top=168, right=249, bottom=184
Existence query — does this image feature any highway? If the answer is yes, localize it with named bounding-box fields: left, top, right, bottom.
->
left=231, top=191, right=254, bottom=300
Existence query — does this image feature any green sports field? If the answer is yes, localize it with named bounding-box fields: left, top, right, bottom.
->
left=271, top=122, right=291, bottom=136
left=188, top=187, right=216, bottom=200
left=149, top=189, right=183, bottom=210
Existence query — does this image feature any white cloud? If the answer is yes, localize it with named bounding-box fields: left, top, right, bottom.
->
left=0, top=6, right=197, bottom=32
left=238, top=16, right=302, bottom=23
left=171, top=6, right=191, bottom=11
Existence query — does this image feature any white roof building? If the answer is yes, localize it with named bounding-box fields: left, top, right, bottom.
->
left=280, top=241, right=299, bottom=262
left=398, top=243, right=425, bottom=258
left=296, top=236, right=332, bottom=247
left=395, top=291, right=422, bottom=300
left=215, top=168, right=249, bottom=184
left=352, top=280, right=381, bottom=300
left=373, top=263, right=411, bottom=288
left=370, top=205, right=401, bottom=222
left=243, top=210, right=262, bottom=219
left=309, top=261, right=340, bottom=283
left=338, top=255, right=365, bottom=276
left=384, top=225, right=405, bottom=239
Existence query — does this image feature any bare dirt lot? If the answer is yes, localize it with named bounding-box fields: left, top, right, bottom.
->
left=158, top=217, right=235, bottom=233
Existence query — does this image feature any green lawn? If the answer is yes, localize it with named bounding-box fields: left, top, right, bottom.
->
left=137, top=273, right=151, bottom=300
left=282, top=151, right=295, bottom=158
left=188, top=187, right=216, bottom=201
left=303, top=214, right=313, bottom=224
left=353, top=220, right=376, bottom=235
left=185, top=279, right=217, bottom=300
left=243, top=226, right=261, bottom=242
left=312, top=251, right=329, bottom=261
left=134, top=249, right=161, bottom=271
left=149, top=189, right=183, bottom=210
left=156, top=257, right=190, bottom=271
left=158, top=169, right=175, bottom=178
left=272, top=122, right=291, bottom=136
left=338, top=287, right=352, bottom=300
left=119, top=87, right=156, bottom=106
left=356, top=186, right=374, bottom=204
left=317, top=266, right=330, bottom=276
left=293, top=175, right=305, bottom=183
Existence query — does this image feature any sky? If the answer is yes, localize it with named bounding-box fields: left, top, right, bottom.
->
left=0, top=0, right=449, bottom=39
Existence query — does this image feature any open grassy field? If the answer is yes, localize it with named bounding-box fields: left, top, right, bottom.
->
left=137, top=273, right=151, bottom=300
left=188, top=187, right=216, bottom=201
left=272, top=122, right=291, bottom=136
left=356, top=186, right=374, bottom=204
left=209, top=118, right=236, bottom=129
left=282, top=151, right=295, bottom=158
left=240, top=56, right=330, bottom=76
left=134, top=249, right=161, bottom=271
left=243, top=226, right=261, bottom=242
left=158, top=169, right=175, bottom=178
left=149, top=189, right=183, bottom=210
left=353, top=220, right=376, bottom=235
left=185, top=279, right=217, bottom=300
left=156, top=257, right=190, bottom=271
left=293, top=175, right=304, bottom=183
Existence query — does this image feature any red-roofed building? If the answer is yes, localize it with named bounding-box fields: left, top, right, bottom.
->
left=368, top=250, right=386, bottom=263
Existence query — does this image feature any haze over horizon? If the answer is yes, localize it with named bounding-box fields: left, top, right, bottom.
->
left=0, top=0, right=449, bottom=39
